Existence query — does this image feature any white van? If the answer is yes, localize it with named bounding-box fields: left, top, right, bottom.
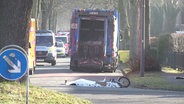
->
left=36, top=30, right=57, bottom=66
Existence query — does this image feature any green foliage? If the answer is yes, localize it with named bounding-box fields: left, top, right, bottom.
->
left=158, top=33, right=184, bottom=63
left=157, top=34, right=170, bottom=62
left=0, top=82, right=92, bottom=104
left=150, top=48, right=157, bottom=58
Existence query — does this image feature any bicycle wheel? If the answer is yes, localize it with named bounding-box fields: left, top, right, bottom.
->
left=118, top=76, right=130, bottom=88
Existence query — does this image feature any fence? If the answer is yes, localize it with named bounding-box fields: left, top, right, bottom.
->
left=164, top=52, right=184, bottom=70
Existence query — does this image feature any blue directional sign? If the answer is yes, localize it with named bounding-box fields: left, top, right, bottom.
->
left=0, top=48, right=28, bottom=80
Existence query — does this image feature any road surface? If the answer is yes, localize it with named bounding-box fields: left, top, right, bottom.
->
left=30, top=57, right=184, bottom=104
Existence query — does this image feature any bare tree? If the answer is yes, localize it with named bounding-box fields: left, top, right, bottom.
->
left=162, top=0, right=180, bottom=33
left=118, top=0, right=130, bottom=50
left=38, top=0, right=118, bottom=31
left=41, top=0, right=54, bottom=30
left=32, top=0, right=42, bottom=30
left=150, top=0, right=184, bottom=34
left=129, top=0, right=139, bottom=59
left=0, top=0, right=33, bottom=82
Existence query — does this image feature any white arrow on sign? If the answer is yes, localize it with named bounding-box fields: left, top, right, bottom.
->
left=3, top=55, right=21, bottom=73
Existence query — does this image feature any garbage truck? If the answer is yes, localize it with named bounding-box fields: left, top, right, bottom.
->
left=70, top=9, right=120, bottom=72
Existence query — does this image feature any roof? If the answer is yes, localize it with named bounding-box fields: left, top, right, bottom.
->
left=36, top=30, right=54, bottom=34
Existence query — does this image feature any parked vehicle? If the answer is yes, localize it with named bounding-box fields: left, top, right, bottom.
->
left=55, top=32, right=70, bottom=56
left=56, top=41, right=66, bottom=58
left=70, top=9, right=120, bottom=72
left=28, top=18, right=36, bottom=75
left=36, top=30, right=57, bottom=66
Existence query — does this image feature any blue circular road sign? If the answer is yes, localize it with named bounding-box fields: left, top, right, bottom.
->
left=0, top=47, right=28, bottom=80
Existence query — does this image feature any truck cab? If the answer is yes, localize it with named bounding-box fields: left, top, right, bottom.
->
left=36, top=30, right=57, bottom=66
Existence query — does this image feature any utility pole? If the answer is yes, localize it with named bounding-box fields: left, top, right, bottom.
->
left=140, top=0, right=145, bottom=77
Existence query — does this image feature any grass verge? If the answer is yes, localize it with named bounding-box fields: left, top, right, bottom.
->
left=128, top=67, right=184, bottom=91
left=119, top=50, right=184, bottom=91
left=0, top=82, right=92, bottom=104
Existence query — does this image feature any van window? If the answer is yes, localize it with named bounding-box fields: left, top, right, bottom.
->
left=36, top=36, right=53, bottom=46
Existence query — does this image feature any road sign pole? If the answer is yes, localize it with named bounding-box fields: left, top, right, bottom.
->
left=0, top=45, right=29, bottom=103
left=26, top=69, right=29, bottom=104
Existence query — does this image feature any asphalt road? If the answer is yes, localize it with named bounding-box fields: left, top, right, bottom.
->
left=30, top=57, right=184, bottom=104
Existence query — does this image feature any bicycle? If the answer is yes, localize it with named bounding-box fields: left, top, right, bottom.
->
left=108, top=76, right=130, bottom=88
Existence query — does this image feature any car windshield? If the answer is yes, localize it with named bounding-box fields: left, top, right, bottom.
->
left=57, top=42, right=63, bottom=47
left=56, top=37, right=67, bottom=43
left=36, top=36, right=53, bottom=46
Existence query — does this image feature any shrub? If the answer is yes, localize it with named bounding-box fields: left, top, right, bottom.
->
left=169, top=33, right=184, bottom=52
left=145, top=55, right=161, bottom=71
left=157, top=34, right=170, bottom=63
left=126, top=55, right=161, bottom=72
left=126, top=56, right=139, bottom=72
left=157, top=33, right=184, bottom=68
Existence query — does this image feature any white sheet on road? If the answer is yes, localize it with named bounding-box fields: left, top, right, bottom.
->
left=66, top=78, right=120, bottom=88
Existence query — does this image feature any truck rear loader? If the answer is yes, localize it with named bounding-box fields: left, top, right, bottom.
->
left=70, top=9, right=120, bottom=72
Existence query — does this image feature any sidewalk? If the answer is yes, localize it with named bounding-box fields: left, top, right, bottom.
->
left=161, top=72, right=184, bottom=85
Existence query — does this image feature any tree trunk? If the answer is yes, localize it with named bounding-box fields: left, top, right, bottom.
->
left=41, top=1, right=48, bottom=30
left=162, top=2, right=179, bottom=33
left=0, top=0, right=33, bottom=82
left=118, top=0, right=130, bottom=50
left=49, top=10, right=57, bottom=32
left=41, top=0, right=53, bottom=30
left=129, top=0, right=139, bottom=59
left=145, top=0, right=150, bottom=55
left=32, top=0, right=42, bottom=30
